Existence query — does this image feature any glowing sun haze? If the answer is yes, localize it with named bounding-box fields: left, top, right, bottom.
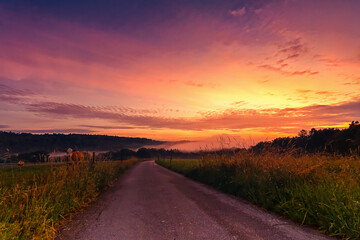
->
left=0, top=0, right=359, bottom=148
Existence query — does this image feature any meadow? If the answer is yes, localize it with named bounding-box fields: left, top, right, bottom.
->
left=157, top=152, right=360, bottom=239
left=0, top=159, right=139, bottom=240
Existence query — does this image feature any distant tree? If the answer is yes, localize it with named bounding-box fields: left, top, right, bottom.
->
left=309, top=128, right=317, bottom=136
left=298, top=129, right=308, bottom=137
left=349, top=121, right=360, bottom=128
left=136, top=148, right=152, bottom=158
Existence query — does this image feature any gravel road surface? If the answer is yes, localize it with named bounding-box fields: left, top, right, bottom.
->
left=56, top=161, right=331, bottom=240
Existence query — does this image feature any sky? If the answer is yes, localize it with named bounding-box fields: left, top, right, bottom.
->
left=0, top=0, right=359, bottom=149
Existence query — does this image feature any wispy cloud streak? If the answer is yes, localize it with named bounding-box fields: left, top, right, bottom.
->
left=1, top=84, right=358, bottom=132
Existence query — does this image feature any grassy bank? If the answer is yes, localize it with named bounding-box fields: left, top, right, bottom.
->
left=0, top=159, right=139, bottom=239
left=157, top=153, right=360, bottom=239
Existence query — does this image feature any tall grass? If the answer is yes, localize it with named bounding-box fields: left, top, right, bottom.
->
left=0, top=159, right=139, bottom=239
left=157, top=152, right=360, bottom=239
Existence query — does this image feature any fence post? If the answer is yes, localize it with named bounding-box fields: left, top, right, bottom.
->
left=170, top=149, right=173, bottom=168
left=90, top=152, right=95, bottom=170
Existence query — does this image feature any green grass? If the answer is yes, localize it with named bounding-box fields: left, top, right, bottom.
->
left=0, top=164, right=65, bottom=189
left=0, top=159, right=139, bottom=239
left=157, top=153, right=360, bottom=239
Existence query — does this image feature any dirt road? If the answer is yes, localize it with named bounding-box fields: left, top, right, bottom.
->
left=56, top=161, right=331, bottom=240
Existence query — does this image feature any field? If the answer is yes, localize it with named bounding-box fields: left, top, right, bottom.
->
left=0, top=159, right=139, bottom=239
left=157, top=152, right=360, bottom=239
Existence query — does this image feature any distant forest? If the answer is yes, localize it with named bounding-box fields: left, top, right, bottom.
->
left=110, top=122, right=360, bottom=161
left=0, top=132, right=164, bottom=154
left=251, top=121, right=360, bottom=154
left=1, top=121, right=359, bottom=162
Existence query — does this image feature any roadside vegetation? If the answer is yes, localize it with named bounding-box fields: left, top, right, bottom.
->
left=0, top=158, right=139, bottom=239
left=157, top=152, right=360, bottom=239
left=157, top=122, right=360, bottom=239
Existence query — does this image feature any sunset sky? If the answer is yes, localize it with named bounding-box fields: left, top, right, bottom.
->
left=0, top=0, right=359, bottom=149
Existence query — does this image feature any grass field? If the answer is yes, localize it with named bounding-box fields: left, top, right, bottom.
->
left=0, top=159, right=139, bottom=239
left=157, top=152, right=360, bottom=239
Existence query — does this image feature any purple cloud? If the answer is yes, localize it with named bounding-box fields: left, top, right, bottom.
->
left=230, top=7, right=246, bottom=16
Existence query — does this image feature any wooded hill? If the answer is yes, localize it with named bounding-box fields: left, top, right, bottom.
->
left=0, top=132, right=164, bottom=154
left=251, top=121, right=360, bottom=154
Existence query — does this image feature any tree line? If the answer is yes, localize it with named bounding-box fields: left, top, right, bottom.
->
left=0, top=132, right=164, bottom=154
left=1, top=121, right=359, bottom=162
left=251, top=121, right=360, bottom=154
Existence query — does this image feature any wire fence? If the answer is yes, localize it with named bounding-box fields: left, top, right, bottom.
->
left=0, top=152, right=8, bottom=162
